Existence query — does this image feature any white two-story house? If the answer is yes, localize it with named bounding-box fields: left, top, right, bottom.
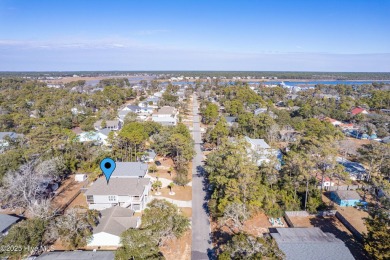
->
left=151, top=106, right=178, bottom=126
left=119, top=105, right=154, bottom=123
left=245, top=136, right=282, bottom=167
left=85, top=177, right=150, bottom=211
left=85, top=162, right=150, bottom=211
left=93, top=119, right=122, bottom=131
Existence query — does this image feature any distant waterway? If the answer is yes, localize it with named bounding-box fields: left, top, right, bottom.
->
left=262, top=80, right=390, bottom=87
left=86, top=79, right=390, bottom=87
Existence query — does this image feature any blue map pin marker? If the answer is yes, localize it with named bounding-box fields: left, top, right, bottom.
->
left=100, top=158, right=116, bottom=184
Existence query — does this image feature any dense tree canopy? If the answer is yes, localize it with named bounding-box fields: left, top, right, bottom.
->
left=116, top=199, right=189, bottom=260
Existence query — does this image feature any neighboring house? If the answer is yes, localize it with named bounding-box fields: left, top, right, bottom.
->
left=85, top=177, right=151, bottom=211
left=224, top=116, right=237, bottom=127
left=118, top=110, right=132, bottom=123
left=0, top=214, right=21, bottom=236
left=144, top=97, right=160, bottom=107
left=71, top=107, right=85, bottom=115
left=77, top=130, right=111, bottom=146
left=339, top=123, right=355, bottom=131
left=141, top=149, right=157, bottom=163
left=324, top=117, right=342, bottom=126
left=351, top=107, right=368, bottom=116
left=139, top=106, right=154, bottom=114
left=93, top=119, right=121, bottom=131
left=345, top=129, right=377, bottom=140
left=153, top=106, right=178, bottom=117
left=331, top=190, right=361, bottom=207
left=254, top=107, right=267, bottom=115
left=0, top=132, right=23, bottom=148
left=152, top=106, right=178, bottom=126
left=122, top=105, right=142, bottom=113
left=270, top=228, right=354, bottom=260
left=337, top=157, right=367, bottom=181
left=88, top=206, right=140, bottom=247
left=315, top=93, right=341, bottom=101
left=244, top=136, right=282, bottom=167
left=153, top=91, right=164, bottom=98
left=380, top=108, right=390, bottom=114
left=290, top=106, right=300, bottom=111
left=29, top=109, right=39, bottom=118
left=176, top=91, right=186, bottom=101
left=112, top=162, right=148, bottom=178
left=286, top=94, right=298, bottom=100
left=118, top=106, right=154, bottom=122
left=316, top=175, right=335, bottom=187
left=382, top=136, right=390, bottom=144
left=279, top=126, right=299, bottom=142
left=152, top=106, right=176, bottom=116
left=37, top=251, right=115, bottom=260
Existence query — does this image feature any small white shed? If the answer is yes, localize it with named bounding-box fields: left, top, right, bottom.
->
left=75, top=174, right=87, bottom=182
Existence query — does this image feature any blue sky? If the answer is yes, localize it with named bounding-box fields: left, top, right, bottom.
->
left=0, top=0, right=389, bottom=71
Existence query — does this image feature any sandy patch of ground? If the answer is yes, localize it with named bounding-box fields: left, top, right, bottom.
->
left=337, top=207, right=369, bottom=234
left=51, top=175, right=86, bottom=210
left=67, top=192, right=88, bottom=209
left=242, top=212, right=273, bottom=236
left=179, top=207, right=192, bottom=218
left=322, top=193, right=368, bottom=234
left=160, top=230, right=191, bottom=260
left=155, top=186, right=192, bottom=201
left=149, top=170, right=175, bottom=180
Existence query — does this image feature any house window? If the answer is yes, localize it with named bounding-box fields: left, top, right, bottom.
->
left=86, top=195, right=94, bottom=203
left=108, top=195, right=116, bottom=202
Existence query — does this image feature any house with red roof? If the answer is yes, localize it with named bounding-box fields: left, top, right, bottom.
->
left=324, top=117, right=342, bottom=126
left=351, top=107, right=368, bottom=116
left=316, top=175, right=335, bottom=188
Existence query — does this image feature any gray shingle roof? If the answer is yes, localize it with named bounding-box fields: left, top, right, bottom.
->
left=271, top=228, right=354, bottom=260
left=93, top=120, right=120, bottom=129
left=224, top=116, right=237, bottom=123
left=112, top=162, right=148, bottom=178
left=333, top=190, right=361, bottom=200
left=93, top=206, right=139, bottom=236
left=36, top=251, right=115, bottom=260
left=0, top=214, right=21, bottom=233
left=245, top=136, right=271, bottom=149
left=0, top=132, right=22, bottom=140
left=155, top=106, right=177, bottom=115
left=99, top=128, right=112, bottom=137
left=85, top=177, right=150, bottom=196
left=118, top=110, right=131, bottom=116
left=126, top=105, right=141, bottom=110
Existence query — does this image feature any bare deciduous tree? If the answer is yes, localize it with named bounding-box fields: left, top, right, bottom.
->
left=0, top=161, right=43, bottom=207
left=53, top=208, right=99, bottom=249
left=220, top=202, right=250, bottom=232
left=28, top=199, right=58, bottom=221
left=0, top=157, right=66, bottom=208
left=267, top=123, right=280, bottom=144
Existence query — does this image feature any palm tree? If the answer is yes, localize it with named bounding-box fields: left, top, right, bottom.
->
left=152, top=180, right=162, bottom=195
left=168, top=182, right=175, bottom=195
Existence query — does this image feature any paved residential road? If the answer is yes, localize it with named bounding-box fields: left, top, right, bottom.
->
left=191, top=94, right=212, bottom=260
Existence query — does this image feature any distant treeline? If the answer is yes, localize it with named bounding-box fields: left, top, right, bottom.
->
left=1, top=71, right=390, bottom=80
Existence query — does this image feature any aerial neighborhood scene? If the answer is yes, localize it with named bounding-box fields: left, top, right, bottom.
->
left=0, top=1, right=389, bottom=260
